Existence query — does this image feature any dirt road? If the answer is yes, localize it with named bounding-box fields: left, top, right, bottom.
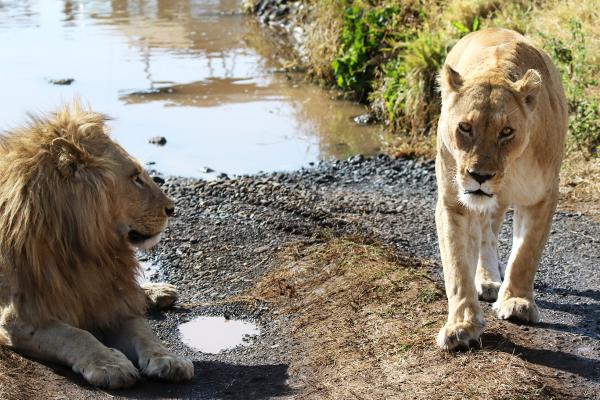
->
left=2, top=156, right=599, bottom=399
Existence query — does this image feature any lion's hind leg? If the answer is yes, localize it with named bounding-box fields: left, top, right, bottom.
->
left=141, top=282, right=179, bottom=311
left=4, top=318, right=139, bottom=389
left=475, top=205, right=507, bottom=302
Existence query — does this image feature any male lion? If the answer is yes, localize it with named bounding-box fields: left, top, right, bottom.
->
left=0, top=104, right=194, bottom=387
left=435, top=28, right=567, bottom=350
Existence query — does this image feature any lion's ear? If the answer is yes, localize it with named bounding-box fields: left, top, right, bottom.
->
left=440, top=64, right=463, bottom=94
left=515, top=69, right=542, bottom=111
left=49, top=137, right=86, bottom=178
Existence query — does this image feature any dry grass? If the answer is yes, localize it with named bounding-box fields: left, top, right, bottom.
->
left=250, top=237, right=562, bottom=399
left=0, top=347, right=41, bottom=400
left=304, top=0, right=345, bottom=82
left=559, top=152, right=600, bottom=220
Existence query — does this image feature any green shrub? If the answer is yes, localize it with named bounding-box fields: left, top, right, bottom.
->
left=332, top=4, right=399, bottom=100
left=543, top=19, right=600, bottom=155
left=380, top=31, right=448, bottom=135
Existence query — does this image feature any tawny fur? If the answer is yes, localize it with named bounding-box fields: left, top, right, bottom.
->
left=0, top=106, right=145, bottom=329
left=0, top=103, right=193, bottom=388
left=435, top=28, right=567, bottom=350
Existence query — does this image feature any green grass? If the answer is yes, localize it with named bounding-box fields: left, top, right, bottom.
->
left=299, top=0, right=600, bottom=157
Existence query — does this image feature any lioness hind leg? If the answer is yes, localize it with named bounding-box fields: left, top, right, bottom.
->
left=107, top=317, right=194, bottom=382
left=475, top=205, right=507, bottom=302
left=494, top=196, right=557, bottom=323
left=142, top=282, right=179, bottom=311
left=5, top=319, right=139, bottom=389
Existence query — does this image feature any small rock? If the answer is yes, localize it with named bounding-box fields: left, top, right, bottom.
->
left=49, top=78, right=74, bottom=85
left=152, top=176, right=165, bottom=185
left=201, top=167, right=215, bottom=173
left=148, top=136, right=167, bottom=146
left=353, top=113, right=376, bottom=125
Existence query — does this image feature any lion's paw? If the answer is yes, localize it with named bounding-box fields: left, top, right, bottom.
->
left=476, top=280, right=501, bottom=302
left=142, top=282, right=179, bottom=310
left=493, top=297, right=539, bottom=323
left=76, top=348, right=140, bottom=389
left=140, top=353, right=194, bottom=382
left=436, top=320, right=484, bottom=351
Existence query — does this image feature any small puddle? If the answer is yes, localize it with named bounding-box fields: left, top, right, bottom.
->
left=179, top=316, right=260, bottom=354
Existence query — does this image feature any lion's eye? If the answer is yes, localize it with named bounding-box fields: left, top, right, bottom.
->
left=458, top=122, right=472, bottom=135
left=133, top=174, right=145, bottom=188
left=500, top=127, right=514, bottom=141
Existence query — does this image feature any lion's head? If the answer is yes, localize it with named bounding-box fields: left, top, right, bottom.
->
left=46, top=108, right=174, bottom=251
left=438, top=64, right=542, bottom=212
left=0, top=103, right=173, bottom=327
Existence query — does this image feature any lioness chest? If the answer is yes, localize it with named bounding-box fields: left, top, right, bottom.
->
left=500, top=152, right=557, bottom=207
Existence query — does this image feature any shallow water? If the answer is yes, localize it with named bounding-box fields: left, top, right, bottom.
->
left=179, top=316, right=260, bottom=353
left=0, top=0, right=382, bottom=177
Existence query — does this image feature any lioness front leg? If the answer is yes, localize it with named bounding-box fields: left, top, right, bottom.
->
left=107, top=317, right=194, bottom=382
left=475, top=205, right=507, bottom=301
left=6, top=319, right=139, bottom=388
left=435, top=201, right=485, bottom=350
left=493, top=196, right=557, bottom=323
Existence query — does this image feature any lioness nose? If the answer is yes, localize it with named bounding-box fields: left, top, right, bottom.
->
left=468, top=170, right=495, bottom=184
left=165, top=207, right=175, bottom=217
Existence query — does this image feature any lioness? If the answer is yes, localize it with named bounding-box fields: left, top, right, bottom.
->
left=435, top=28, right=567, bottom=350
left=0, top=104, right=194, bottom=387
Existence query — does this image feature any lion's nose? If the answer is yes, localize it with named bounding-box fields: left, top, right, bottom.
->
left=165, top=207, right=175, bottom=217
left=468, top=170, right=495, bottom=184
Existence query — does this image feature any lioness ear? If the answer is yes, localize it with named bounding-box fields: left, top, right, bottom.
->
left=515, top=69, right=542, bottom=110
left=440, top=65, right=463, bottom=94
left=49, top=137, right=86, bottom=178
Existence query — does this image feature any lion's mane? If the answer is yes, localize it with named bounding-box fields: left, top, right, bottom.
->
left=0, top=105, right=145, bottom=330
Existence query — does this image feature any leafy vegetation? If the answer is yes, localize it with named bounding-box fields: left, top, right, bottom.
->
left=302, top=0, right=600, bottom=157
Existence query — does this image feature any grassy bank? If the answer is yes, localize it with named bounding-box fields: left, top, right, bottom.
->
left=249, top=0, right=600, bottom=211
left=250, top=237, right=563, bottom=399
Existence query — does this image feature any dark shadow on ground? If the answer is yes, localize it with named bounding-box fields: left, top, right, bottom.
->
left=49, top=360, right=292, bottom=399
left=536, top=298, right=600, bottom=339
left=118, top=361, right=292, bottom=399
left=482, top=332, right=600, bottom=382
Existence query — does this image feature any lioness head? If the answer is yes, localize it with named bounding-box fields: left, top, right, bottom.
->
left=47, top=107, right=174, bottom=251
left=438, top=65, right=542, bottom=212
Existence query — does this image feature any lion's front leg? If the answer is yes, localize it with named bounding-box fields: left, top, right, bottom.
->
left=493, top=196, right=557, bottom=323
left=107, top=317, right=194, bottom=382
left=5, top=318, right=139, bottom=388
left=141, top=282, right=179, bottom=311
left=435, top=200, right=485, bottom=351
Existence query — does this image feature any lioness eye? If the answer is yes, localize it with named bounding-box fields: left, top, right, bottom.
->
left=500, top=127, right=514, bottom=141
left=458, top=122, right=472, bottom=135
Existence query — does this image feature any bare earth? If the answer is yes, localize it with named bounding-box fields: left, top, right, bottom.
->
left=1, top=156, right=598, bottom=399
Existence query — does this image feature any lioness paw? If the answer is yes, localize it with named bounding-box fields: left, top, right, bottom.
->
left=142, top=282, right=179, bottom=310
left=494, top=297, right=539, bottom=323
left=140, top=353, right=194, bottom=382
left=476, top=280, right=501, bottom=302
left=436, top=321, right=484, bottom=351
left=76, top=348, right=140, bottom=389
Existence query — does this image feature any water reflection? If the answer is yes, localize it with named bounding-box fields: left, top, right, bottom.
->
left=179, top=316, right=260, bottom=354
left=0, top=0, right=381, bottom=176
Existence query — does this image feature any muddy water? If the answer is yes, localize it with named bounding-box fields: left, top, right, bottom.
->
left=179, top=316, right=260, bottom=353
left=0, top=0, right=382, bottom=177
